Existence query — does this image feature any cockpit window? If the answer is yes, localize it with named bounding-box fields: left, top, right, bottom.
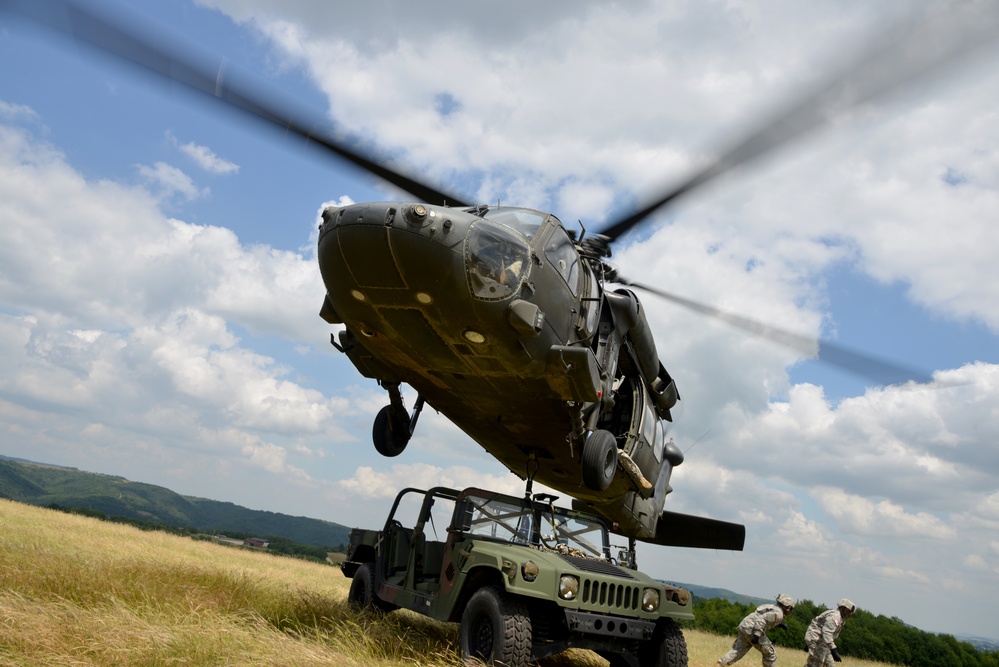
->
left=544, top=227, right=581, bottom=295
left=465, top=220, right=531, bottom=300
left=480, top=206, right=546, bottom=242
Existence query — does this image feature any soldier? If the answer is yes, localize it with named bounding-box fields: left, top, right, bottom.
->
left=804, top=599, right=856, bottom=665
left=716, top=594, right=796, bottom=667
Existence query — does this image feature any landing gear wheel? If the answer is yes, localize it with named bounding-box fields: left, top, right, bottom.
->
left=582, top=429, right=618, bottom=491
left=459, top=586, right=532, bottom=667
left=372, top=405, right=410, bottom=457
left=638, top=618, right=689, bottom=667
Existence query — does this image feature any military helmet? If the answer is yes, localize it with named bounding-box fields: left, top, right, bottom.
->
left=838, top=598, right=856, bottom=612
left=776, top=593, right=796, bottom=611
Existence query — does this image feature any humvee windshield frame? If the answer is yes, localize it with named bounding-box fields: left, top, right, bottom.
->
left=455, top=488, right=611, bottom=560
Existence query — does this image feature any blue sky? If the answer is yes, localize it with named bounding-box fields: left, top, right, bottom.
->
left=2, top=0, right=998, bottom=640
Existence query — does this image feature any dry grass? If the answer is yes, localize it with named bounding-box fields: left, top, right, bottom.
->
left=0, top=499, right=896, bottom=667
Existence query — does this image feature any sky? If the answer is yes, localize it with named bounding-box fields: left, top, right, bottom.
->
left=1, top=0, right=997, bottom=640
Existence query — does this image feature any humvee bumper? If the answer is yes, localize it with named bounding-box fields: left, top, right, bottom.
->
left=565, top=609, right=656, bottom=640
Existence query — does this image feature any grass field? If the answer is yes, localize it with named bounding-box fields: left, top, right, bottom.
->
left=0, top=499, right=895, bottom=666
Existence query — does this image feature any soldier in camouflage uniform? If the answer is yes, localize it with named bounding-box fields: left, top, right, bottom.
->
left=716, top=594, right=796, bottom=667
left=804, top=598, right=856, bottom=666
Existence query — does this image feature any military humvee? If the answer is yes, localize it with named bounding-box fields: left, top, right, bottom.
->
left=341, top=486, right=692, bottom=666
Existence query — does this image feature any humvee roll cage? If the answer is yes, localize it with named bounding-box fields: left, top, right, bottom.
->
left=392, top=485, right=613, bottom=562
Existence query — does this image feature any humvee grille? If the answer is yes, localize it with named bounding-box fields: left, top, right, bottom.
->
left=580, top=579, right=642, bottom=612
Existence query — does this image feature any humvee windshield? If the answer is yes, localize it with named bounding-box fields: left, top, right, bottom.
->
left=460, top=491, right=610, bottom=560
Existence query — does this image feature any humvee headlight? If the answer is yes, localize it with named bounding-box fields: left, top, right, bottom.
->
left=642, top=587, right=660, bottom=612
left=521, top=560, right=539, bottom=582
left=660, top=583, right=691, bottom=606
left=558, top=575, right=579, bottom=600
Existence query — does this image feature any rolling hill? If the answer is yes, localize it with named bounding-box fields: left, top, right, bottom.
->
left=0, top=456, right=350, bottom=548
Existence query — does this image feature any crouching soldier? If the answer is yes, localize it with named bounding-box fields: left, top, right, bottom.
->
left=717, top=593, right=796, bottom=667
left=804, top=598, right=856, bottom=665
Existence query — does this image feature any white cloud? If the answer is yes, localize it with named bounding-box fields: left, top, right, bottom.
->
left=815, top=487, right=956, bottom=539
left=0, top=124, right=327, bottom=341
left=137, top=161, right=209, bottom=202
left=338, top=463, right=535, bottom=502
left=0, top=100, right=40, bottom=122
left=179, top=141, right=240, bottom=174
left=776, top=510, right=835, bottom=552
left=0, top=121, right=366, bottom=500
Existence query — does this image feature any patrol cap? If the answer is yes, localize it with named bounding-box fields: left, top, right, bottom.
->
left=776, top=593, right=796, bottom=610
left=837, top=599, right=856, bottom=612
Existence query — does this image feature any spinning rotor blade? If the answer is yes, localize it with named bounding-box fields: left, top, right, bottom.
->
left=598, top=3, right=999, bottom=242
left=2, top=0, right=467, bottom=208
left=621, top=278, right=933, bottom=387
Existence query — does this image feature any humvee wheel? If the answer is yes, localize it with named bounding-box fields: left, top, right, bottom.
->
left=347, top=563, right=378, bottom=610
left=638, top=618, right=688, bottom=667
left=372, top=405, right=409, bottom=457
left=582, top=429, right=618, bottom=491
left=459, top=586, right=532, bottom=667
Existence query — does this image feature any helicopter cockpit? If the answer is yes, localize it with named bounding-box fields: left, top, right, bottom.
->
left=465, top=206, right=586, bottom=301
left=464, top=207, right=548, bottom=300
left=478, top=206, right=545, bottom=241
left=465, top=220, right=531, bottom=300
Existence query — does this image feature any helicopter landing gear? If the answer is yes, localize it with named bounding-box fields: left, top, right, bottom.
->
left=582, top=429, right=618, bottom=491
left=373, top=383, right=425, bottom=457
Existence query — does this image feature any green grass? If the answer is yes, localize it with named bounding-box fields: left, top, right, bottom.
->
left=0, top=498, right=895, bottom=666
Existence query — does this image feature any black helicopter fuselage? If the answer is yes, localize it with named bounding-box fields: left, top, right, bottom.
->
left=317, top=202, right=677, bottom=539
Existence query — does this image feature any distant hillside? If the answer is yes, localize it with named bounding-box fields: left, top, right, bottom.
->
left=677, top=582, right=770, bottom=607
left=957, top=635, right=999, bottom=654
left=0, top=458, right=350, bottom=548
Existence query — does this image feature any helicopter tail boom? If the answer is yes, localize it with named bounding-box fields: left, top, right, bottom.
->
left=637, top=510, right=746, bottom=551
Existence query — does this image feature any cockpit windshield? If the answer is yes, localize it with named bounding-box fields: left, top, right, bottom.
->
left=459, top=491, right=610, bottom=560
left=479, top=206, right=547, bottom=242
left=465, top=221, right=531, bottom=300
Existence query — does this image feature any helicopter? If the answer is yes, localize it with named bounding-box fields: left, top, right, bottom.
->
left=317, top=199, right=694, bottom=545
left=7, top=0, right=995, bottom=552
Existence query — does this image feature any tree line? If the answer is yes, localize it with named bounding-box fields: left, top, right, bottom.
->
left=685, top=597, right=998, bottom=667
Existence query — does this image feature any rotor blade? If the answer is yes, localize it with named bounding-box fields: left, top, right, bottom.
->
left=2, top=0, right=468, bottom=208
left=638, top=511, right=745, bottom=551
left=598, top=3, right=999, bottom=242
left=622, top=278, right=933, bottom=386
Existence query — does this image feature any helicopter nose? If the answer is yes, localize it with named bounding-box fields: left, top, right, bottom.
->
left=321, top=203, right=408, bottom=290
left=318, top=202, right=473, bottom=314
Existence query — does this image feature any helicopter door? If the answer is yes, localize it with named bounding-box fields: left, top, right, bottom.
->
left=543, top=225, right=580, bottom=294
left=577, top=262, right=601, bottom=340
left=624, top=380, right=665, bottom=493
left=543, top=224, right=600, bottom=338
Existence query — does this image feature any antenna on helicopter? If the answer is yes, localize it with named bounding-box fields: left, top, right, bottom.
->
left=684, top=429, right=712, bottom=455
